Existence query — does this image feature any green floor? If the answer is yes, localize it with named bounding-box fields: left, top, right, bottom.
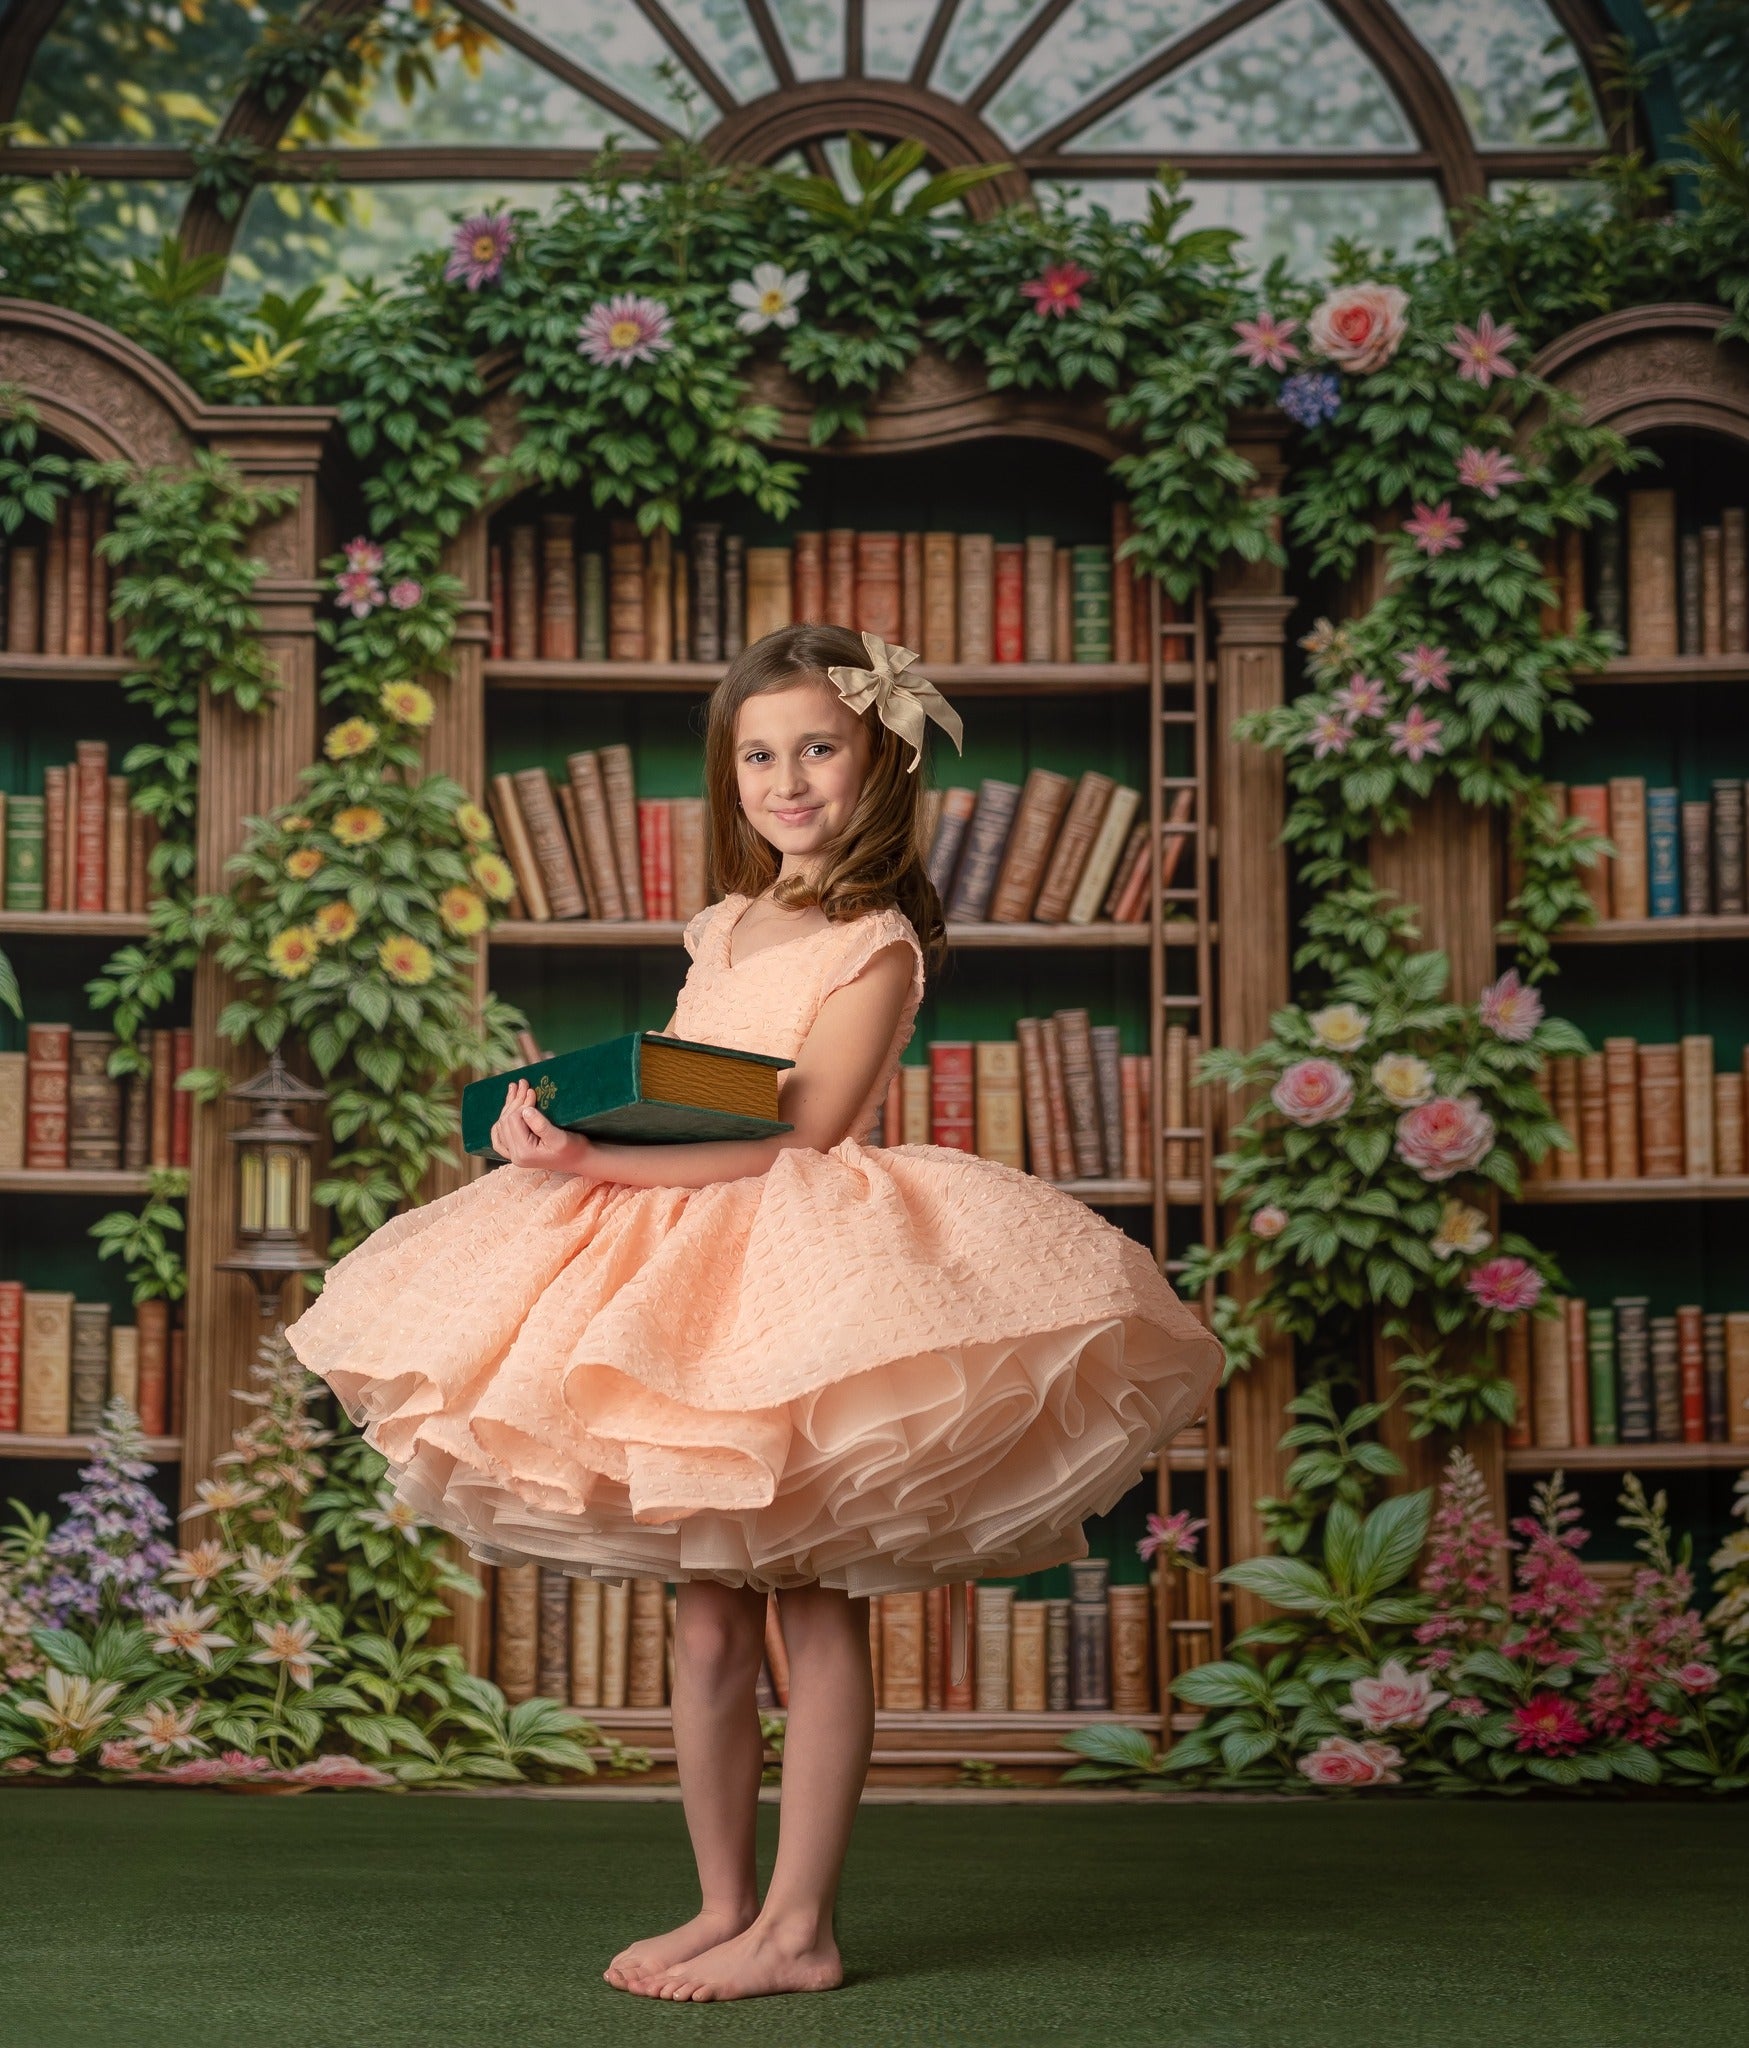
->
left=2, top=1791, right=1746, bottom=2048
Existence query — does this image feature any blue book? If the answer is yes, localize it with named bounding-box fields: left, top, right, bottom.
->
left=1646, top=787, right=1680, bottom=917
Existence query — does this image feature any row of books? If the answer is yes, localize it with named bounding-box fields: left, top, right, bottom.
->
left=1, top=1026, right=194, bottom=1173
left=493, top=1555, right=1197, bottom=1716
left=0, top=494, right=117, bottom=659
left=1542, top=493, right=1749, bottom=658
left=1529, top=1036, right=1746, bottom=1183
left=926, top=773, right=1187, bottom=926
left=0, top=1288, right=184, bottom=1438
left=875, top=1022, right=1203, bottom=1184
left=1506, top=1297, right=1749, bottom=1448
left=1546, top=776, right=1746, bottom=921
left=1, top=745, right=163, bottom=913
left=488, top=505, right=1163, bottom=668
left=487, top=755, right=703, bottom=924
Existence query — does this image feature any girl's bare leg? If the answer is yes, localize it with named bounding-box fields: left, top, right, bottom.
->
left=603, top=1577, right=768, bottom=1994
left=651, top=1583, right=873, bottom=2002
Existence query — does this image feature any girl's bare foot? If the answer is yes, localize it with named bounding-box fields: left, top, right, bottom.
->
left=602, top=1906, right=758, bottom=1995
left=650, top=1912, right=843, bottom=2002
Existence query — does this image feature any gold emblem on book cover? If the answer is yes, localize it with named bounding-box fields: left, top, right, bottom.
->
left=533, top=1075, right=557, bottom=1110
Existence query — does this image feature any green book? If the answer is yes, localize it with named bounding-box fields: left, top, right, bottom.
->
left=4, top=793, right=44, bottom=911
left=462, top=1030, right=794, bottom=1161
left=1070, top=544, right=1111, bottom=663
left=1586, top=1305, right=1618, bottom=1446
left=579, top=550, right=607, bottom=660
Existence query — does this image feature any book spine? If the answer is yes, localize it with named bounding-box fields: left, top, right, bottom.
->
left=597, top=743, right=645, bottom=921
left=65, top=491, right=90, bottom=658
left=579, top=550, right=607, bottom=661
left=1040, top=1015, right=1076, bottom=1176
left=565, top=752, right=627, bottom=921
left=6, top=545, right=39, bottom=653
left=44, top=764, right=66, bottom=914
left=721, top=534, right=745, bottom=657
left=1702, top=525, right=1725, bottom=655
left=900, top=529, right=925, bottom=651
left=1723, top=506, right=1748, bottom=653
left=1067, top=1557, right=1111, bottom=1709
left=1646, top=786, right=1680, bottom=917
left=922, top=532, right=957, bottom=664
left=1053, top=1007, right=1106, bottom=1179
left=0, top=1280, right=19, bottom=1431
left=1680, top=1033, right=1714, bottom=1177
left=1531, top=1309, right=1571, bottom=1447
left=1602, top=1036, right=1639, bottom=1177
left=1592, top=517, right=1624, bottom=638
left=608, top=520, right=645, bottom=662
left=4, top=794, right=43, bottom=911
left=1033, top=771, right=1114, bottom=925
left=1650, top=1316, right=1681, bottom=1441
left=170, top=1028, right=192, bottom=1169
left=68, top=1028, right=121, bottom=1171
left=1607, top=777, right=1647, bottom=920
left=854, top=531, right=902, bottom=643
left=1637, top=1042, right=1683, bottom=1177
left=69, top=1300, right=110, bottom=1433
left=1616, top=1297, right=1652, bottom=1441
left=1110, top=501, right=1135, bottom=666
left=1703, top=1312, right=1726, bottom=1443
left=791, top=529, right=825, bottom=623
left=1681, top=800, right=1711, bottom=917
left=136, top=1298, right=168, bottom=1436
left=1023, top=535, right=1055, bottom=662
left=1679, top=527, right=1703, bottom=656
left=928, top=1041, right=974, bottom=1151
left=972, top=1039, right=1024, bottom=1169
left=569, top=1577, right=602, bottom=1707
left=957, top=534, right=994, bottom=665
left=1070, top=545, right=1111, bottom=662
left=490, top=772, right=549, bottom=920
left=512, top=768, right=586, bottom=919
left=670, top=798, right=708, bottom=922
left=539, top=514, right=577, bottom=661
left=986, top=767, right=1072, bottom=923
left=926, top=787, right=976, bottom=903
left=1626, top=489, right=1678, bottom=659
left=1676, top=1303, right=1706, bottom=1443
left=1014, top=1017, right=1057, bottom=1179
left=1717, top=1072, right=1745, bottom=1178
left=744, top=546, right=793, bottom=644
left=25, top=1022, right=70, bottom=1170
left=21, top=1290, right=73, bottom=1436
left=645, top=526, right=673, bottom=665
left=900, top=1063, right=931, bottom=1145
left=1585, top=1305, right=1617, bottom=1446
left=1090, top=1023, right=1124, bottom=1178
left=1715, top=779, right=1745, bottom=915
left=1067, top=785, right=1141, bottom=925
left=993, top=541, right=1024, bottom=662
left=1564, top=1295, right=1590, bottom=1446
left=42, top=502, right=66, bottom=655
left=945, top=779, right=1020, bottom=921
left=689, top=524, right=722, bottom=662
left=104, top=775, right=129, bottom=915
left=488, top=542, right=506, bottom=658
left=1568, top=784, right=1611, bottom=917
left=824, top=527, right=855, bottom=624
left=507, top=524, right=539, bottom=661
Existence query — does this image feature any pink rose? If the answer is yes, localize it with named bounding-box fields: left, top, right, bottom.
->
left=1297, top=1735, right=1404, bottom=1787
left=1394, top=1094, right=1495, bottom=1181
left=1465, top=1255, right=1544, bottom=1316
left=1337, top=1657, right=1449, bottom=1733
left=1271, top=1057, right=1354, bottom=1128
left=1251, top=1204, right=1289, bottom=1240
left=1308, top=283, right=1409, bottom=375
left=1674, top=1661, right=1719, bottom=1694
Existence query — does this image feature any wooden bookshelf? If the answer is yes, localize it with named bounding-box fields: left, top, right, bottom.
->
left=1575, top=655, right=1749, bottom=686
left=482, top=657, right=1197, bottom=694
left=0, top=653, right=132, bottom=685
left=0, top=1433, right=181, bottom=1462
left=1533, top=916, right=1749, bottom=945
left=1510, top=1177, right=1749, bottom=1203
left=0, top=1169, right=156, bottom=1195
left=0, top=910, right=154, bottom=937
left=1504, top=1442, right=1746, bottom=1471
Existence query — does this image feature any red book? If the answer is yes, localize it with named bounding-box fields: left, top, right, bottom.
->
left=993, top=543, right=1024, bottom=662
left=928, top=1041, right=974, bottom=1151
left=636, top=800, right=665, bottom=921
left=136, top=1298, right=169, bottom=1437
left=0, top=1279, right=21, bottom=1431
left=1677, top=1304, right=1706, bottom=1443
left=171, top=1026, right=194, bottom=1168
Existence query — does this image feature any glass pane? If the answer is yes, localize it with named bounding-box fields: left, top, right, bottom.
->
left=770, top=0, right=845, bottom=80
left=1033, top=174, right=1449, bottom=271
left=502, top=0, right=713, bottom=128
left=664, top=0, right=780, bottom=100
left=2, top=178, right=185, bottom=262
left=1071, top=0, right=1414, bottom=152
left=984, top=0, right=1215, bottom=147
left=14, top=0, right=303, bottom=146
left=931, top=0, right=1053, bottom=99
left=324, top=5, right=654, bottom=146
left=821, top=135, right=953, bottom=212
left=224, top=180, right=565, bottom=302
left=1388, top=0, right=1604, bottom=147
left=864, top=0, right=937, bottom=80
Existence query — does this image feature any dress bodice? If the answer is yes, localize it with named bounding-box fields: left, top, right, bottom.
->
left=669, top=892, right=926, bottom=1145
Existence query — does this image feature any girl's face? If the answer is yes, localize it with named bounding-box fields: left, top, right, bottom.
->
left=733, top=675, right=872, bottom=876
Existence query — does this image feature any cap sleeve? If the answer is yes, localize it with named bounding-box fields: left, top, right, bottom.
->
left=682, top=896, right=730, bottom=961
left=821, top=907, right=925, bottom=1010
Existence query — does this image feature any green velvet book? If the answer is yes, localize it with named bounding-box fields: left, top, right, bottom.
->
left=462, top=1030, right=794, bottom=1161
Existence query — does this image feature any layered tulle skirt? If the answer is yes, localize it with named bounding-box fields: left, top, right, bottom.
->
left=282, top=1140, right=1224, bottom=1598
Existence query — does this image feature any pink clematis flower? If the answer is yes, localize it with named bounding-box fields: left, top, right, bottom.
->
left=1396, top=642, right=1451, bottom=695
left=578, top=293, right=673, bottom=368
left=1231, top=309, right=1301, bottom=372
left=334, top=570, right=383, bottom=618
left=1479, top=968, right=1543, bottom=1042
left=1457, top=445, right=1524, bottom=499
left=444, top=211, right=515, bottom=290
left=1446, top=311, right=1520, bottom=388
left=1404, top=501, right=1467, bottom=557
left=1138, top=1510, right=1206, bottom=1565
left=342, top=538, right=385, bottom=575
left=1021, top=262, right=1091, bottom=318
left=1333, top=672, right=1388, bottom=722
left=1304, top=710, right=1352, bottom=759
left=1466, top=1255, right=1545, bottom=1316
left=1385, top=706, right=1444, bottom=762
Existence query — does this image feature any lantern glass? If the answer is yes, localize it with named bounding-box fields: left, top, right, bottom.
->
left=294, top=1148, right=310, bottom=1232
left=239, top=1147, right=266, bottom=1235
left=265, top=1142, right=296, bottom=1232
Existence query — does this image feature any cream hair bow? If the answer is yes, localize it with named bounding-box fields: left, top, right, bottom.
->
left=825, top=631, right=965, bottom=775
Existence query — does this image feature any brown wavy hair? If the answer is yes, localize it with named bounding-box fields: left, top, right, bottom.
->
left=703, top=622, right=949, bottom=981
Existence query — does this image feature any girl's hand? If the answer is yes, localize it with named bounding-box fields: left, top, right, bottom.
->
left=489, top=1079, right=596, bottom=1177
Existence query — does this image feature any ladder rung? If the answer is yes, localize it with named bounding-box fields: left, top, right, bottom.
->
left=1160, top=711, right=1198, bottom=725
left=1162, top=994, right=1203, bottom=1009
left=1160, top=776, right=1200, bottom=788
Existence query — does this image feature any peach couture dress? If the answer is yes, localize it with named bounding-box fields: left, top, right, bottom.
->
left=284, top=891, right=1223, bottom=1604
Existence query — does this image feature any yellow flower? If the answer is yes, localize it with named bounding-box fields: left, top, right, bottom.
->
left=1309, top=1002, right=1369, bottom=1052
left=470, top=850, right=516, bottom=902
left=284, top=847, right=324, bottom=880
left=280, top=813, right=313, bottom=833
left=454, top=800, right=494, bottom=844
left=379, top=934, right=434, bottom=985
left=331, top=805, right=388, bottom=846
left=1371, top=1051, right=1435, bottom=1107
left=313, top=901, right=358, bottom=943
left=1429, top=1198, right=1492, bottom=1260
left=439, top=886, right=488, bottom=935
left=266, top=926, right=321, bottom=978
left=379, top=680, right=436, bottom=728
left=323, top=717, right=379, bottom=760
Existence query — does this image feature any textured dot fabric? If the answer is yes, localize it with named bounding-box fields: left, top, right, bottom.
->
left=283, top=893, right=1224, bottom=1596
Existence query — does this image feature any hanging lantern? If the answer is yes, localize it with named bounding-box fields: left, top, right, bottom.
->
left=215, top=1047, right=330, bottom=1323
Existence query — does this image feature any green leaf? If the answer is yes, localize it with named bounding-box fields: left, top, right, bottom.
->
left=1219, top=1556, right=1333, bottom=1612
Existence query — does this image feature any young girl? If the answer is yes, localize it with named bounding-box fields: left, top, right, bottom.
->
left=284, top=621, right=1222, bottom=2004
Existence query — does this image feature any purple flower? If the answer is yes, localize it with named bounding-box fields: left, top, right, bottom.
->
left=1278, top=369, right=1341, bottom=428
left=41, top=1403, right=174, bottom=1627
left=578, top=294, right=673, bottom=368
left=445, top=212, right=514, bottom=290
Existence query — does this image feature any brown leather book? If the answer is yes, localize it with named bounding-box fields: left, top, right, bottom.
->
left=1578, top=1051, right=1609, bottom=1178
left=1716, top=780, right=1745, bottom=914
left=924, top=1584, right=946, bottom=1710
left=1090, top=1023, right=1123, bottom=1177
left=1504, top=1316, right=1533, bottom=1447
left=1014, top=1017, right=1056, bottom=1178
left=494, top=1563, right=539, bottom=1703
left=68, top=1029, right=121, bottom=1171
left=599, top=1579, right=631, bottom=1708
left=1023, top=535, right=1055, bottom=662
left=555, top=782, right=598, bottom=920
left=993, top=541, right=1024, bottom=662
left=1603, top=1036, right=1639, bottom=1177
left=74, top=738, right=107, bottom=913
left=1702, top=525, right=1725, bottom=655
left=986, top=766, right=1072, bottom=922
left=1040, top=1015, right=1076, bottom=1178
left=792, top=530, right=825, bottom=622
left=42, top=505, right=66, bottom=656
left=1033, top=771, right=1114, bottom=923
left=628, top=1577, right=668, bottom=1708
left=689, top=523, right=722, bottom=662
left=1053, top=1006, right=1106, bottom=1179
left=1563, top=1295, right=1590, bottom=1446
left=1560, top=525, right=1585, bottom=635
left=569, top=1577, right=602, bottom=1707
left=1626, top=489, right=1678, bottom=658
left=507, top=524, right=539, bottom=661
left=1102, top=819, right=1150, bottom=921
left=1681, top=799, right=1711, bottom=917
left=25, top=1022, right=69, bottom=1171
left=130, top=1296, right=167, bottom=1435
left=20, top=1289, right=74, bottom=1436
left=146, top=1027, right=172, bottom=1169
left=824, top=527, right=855, bottom=625
left=596, top=744, right=644, bottom=921
left=1011, top=1599, right=1049, bottom=1713
left=87, top=494, right=109, bottom=655
left=65, top=491, right=90, bottom=659
left=127, top=802, right=151, bottom=915
left=1607, top=777, right=1647, bottom=919
left=1053, top=546, right=1073, bottom=663
left=1726, top=1313, right=1749, bottom=1443
left=1681, top=1034, right=1715, bottom=1177
left=900, top=530, right=925, bottom=650
left=1549, top=1055, right=1581, bottom=1181
left=1723, top=507, right=1748, bottom=653
left=1563, top=783, right=1610, bottom=917
left=1676, top=1302, right=1706, bottom=1443
left=1715, top=1071, right=1744, bottom=1177
left=105, top=775, right=129, bottom=914
left=7, top=544, right=39, bottom=653
left=670, top=547, right=690, bottom=662
left=539, top=514, right=577, bottom=660
left=65, top=1300, right=107, bottom=1432
left=945, top=1581, right=976, bottom=1709
left=487, top=541, right=506, bottom=658
left=972, top=1583, right=1013, bottom=1711
left=608, top=519, right=646, bottom=661
left=0, top=1051, right=22, bottom=1171
left=490, top=771, right=550, bottom=921
left=671, top=797, right=708, bottom=921
left=957, top=533, right=994, bottom=664
left=973, top=1040, right=1024, bottom=1169
left=108, top=1321, right=137, bottom=1419
left=880, top=1590, right=925, bottom=1711
left=1110, top=501, right=1135, bottom=666
left=512, top=769, right=585, bottom=919
left=1120, top=1054, right=1144, bottom=1183
left=855, top=531, right=902, bottom=641
left=1531, top=1305, right=1571, bottom=1448
left=536, top=1567, right=570, bottom=1699
left=721, top=534, right=745, bottom=657
left=1108, top=1583, right=1151, bottom=1714
left=563, top=751, right=626, bottom=921
left=1637, top=1042, right=1683, bottom=1177
left=645, top=526, right=674, bottom=664
left=744, top=546, right=793, bottom=643
left=1067, top=785, right=1140, bottom=924
left=922, top=532, right=957, bottom=663
left=945, top=777, right=1020, bottom=920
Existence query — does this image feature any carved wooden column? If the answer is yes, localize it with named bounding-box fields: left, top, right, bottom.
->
left=1211, top=418, right=1296, bottom=1624
left=182, top=411, right=334, bottom=1506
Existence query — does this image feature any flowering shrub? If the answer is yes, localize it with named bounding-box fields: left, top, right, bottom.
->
left=0, top=1333, right=646, bottom=1789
